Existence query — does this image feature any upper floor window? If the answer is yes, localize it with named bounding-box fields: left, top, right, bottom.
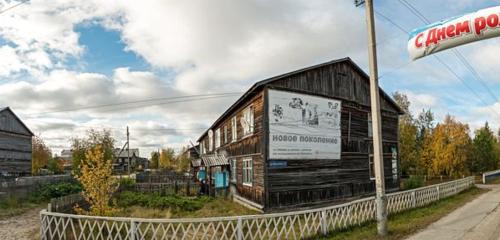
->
left=241, top=105, right=254, bottom=137
left=215, top=128, right=221, bottom=148
left=208, top=130, right=213, bottom=152
left=200, top=142, right=205, bottom=154
left=231, top=117, right=237, bottom=142
left=224, top=125, right=228, bottom=145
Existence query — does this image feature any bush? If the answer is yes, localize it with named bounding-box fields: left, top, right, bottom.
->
left=30, top=182, right=83, bottom=202
left=115, top=191, right=211, bottom=212
left=118, top=178, right=136, bottom=190
left=403, top=176, right=425, bottom=190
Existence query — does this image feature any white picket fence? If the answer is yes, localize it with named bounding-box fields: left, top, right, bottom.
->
left=40, top=176, right=474, bottom=240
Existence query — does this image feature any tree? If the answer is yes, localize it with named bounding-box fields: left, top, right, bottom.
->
left=427, top=115, right=471, bottom=177
left=470, top=122, right=498, bottom=173
left=75, top=144, right=118, bottom=216
left=159, top=148, right=176, bottom=170
left=47, top=157, right=64, bottom=174
left=32, top=136, right=52, bottom=175
left=176, top=146, right=191, bottom=172
left=415, top=109, right=435, bottom=145
left=393, top=92, right=418, bottom=176
left=71, top=129, right=115, bottom=175
left=150, top=151, right=160, bottom=169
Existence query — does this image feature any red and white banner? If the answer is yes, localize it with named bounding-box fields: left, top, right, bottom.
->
left=408, top=6, right=500, bottom=60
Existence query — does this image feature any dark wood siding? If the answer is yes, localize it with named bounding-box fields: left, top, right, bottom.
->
left=265, top=62, right=400, bottom=209
left=0, top=109, right=33, bottom=176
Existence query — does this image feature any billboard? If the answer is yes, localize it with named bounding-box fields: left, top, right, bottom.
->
left=268, top=89, right=341, bottom=160
left=408, top=6, right=500, bottom=60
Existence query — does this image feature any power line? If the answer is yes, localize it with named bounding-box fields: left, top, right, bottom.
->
left=377, top=5, right=500, bottom=118
left=26, top=92, right=242, bottom=116
left=0, top=0, right=29, bottom=15
left=398, top=0, right=499, bottom=103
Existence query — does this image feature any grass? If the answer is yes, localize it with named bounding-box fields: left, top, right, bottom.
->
left=320, top=187, right=487, bottom=240
left=0, top=196, right=45, bottom=220
left=115, top=197, right=258, bottom=219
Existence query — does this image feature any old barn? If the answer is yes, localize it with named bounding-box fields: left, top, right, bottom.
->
left=0, top=107, right=34, bottom=178
left=196, top=58, right=403, bottom=211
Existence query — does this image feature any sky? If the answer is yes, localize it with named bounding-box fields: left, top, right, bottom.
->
left=0, top=0, right=499, bottom=157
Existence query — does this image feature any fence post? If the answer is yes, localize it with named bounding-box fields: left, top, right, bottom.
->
left=321, top=210, right=327, bottom=236
left=130, top=220, right=136, bottom=240
left=237, top=217, right=243, bottom=240
left=436, top=186, right=440, bottom=200
left=411, top=191, right=416, bottom=208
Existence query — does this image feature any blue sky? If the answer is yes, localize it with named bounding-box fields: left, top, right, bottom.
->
left=0, top=0, right=498, bottom=155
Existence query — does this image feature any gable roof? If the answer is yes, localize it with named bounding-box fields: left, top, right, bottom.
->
left=197, top=57, right=404, bottom=142
left=0, top=107, right=34, bottom=136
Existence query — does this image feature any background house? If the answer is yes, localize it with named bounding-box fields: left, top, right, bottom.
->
left=0, top=107, right=34, bottom=178
left=197, top=58, right=403, bottom=211
left=113, top=148, right=148, bottom=172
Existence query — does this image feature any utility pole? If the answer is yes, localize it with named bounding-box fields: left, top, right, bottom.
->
left=127, top=126, right=130, bottom=175
left=355, top=0, right=388, bottom=235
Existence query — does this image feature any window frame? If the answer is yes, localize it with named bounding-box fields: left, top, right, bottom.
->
left=231, top=117, right=237, bottom=142
left=368, top=113, right=373, bottom=138
left=208, top=130, right=213, bottom=152
left=215, top=128, right=221, bottom=149
left=242, top=105, right=255, bottom=137
left=224, top=125, right=228, bottom=145
left=242, top=157, right=253, bottom=186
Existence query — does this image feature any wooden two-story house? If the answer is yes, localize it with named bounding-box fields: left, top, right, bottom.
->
left=196, top=58, right=403, bottom=211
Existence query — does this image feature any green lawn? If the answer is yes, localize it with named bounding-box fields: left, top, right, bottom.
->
left=320, top=187, right=487, bottom=240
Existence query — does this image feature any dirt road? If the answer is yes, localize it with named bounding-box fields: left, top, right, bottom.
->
left=0, top=207, right=42, bottom=240
left=407, top=184, right=500, bottom=240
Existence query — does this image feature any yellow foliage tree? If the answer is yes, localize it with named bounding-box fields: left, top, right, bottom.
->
left=159, top=148, right=176, bottom=170
left=75, top=144, right=118, bottom=216
left=32, top=136, right=51, bottom=175
left=427, top=115, right=471, bottom=178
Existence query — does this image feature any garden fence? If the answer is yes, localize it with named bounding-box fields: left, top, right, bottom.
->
left=40, top=176, right=474, bottom=240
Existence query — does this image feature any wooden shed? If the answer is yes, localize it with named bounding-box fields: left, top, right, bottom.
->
left=196, top=58, right=403, bottom=211
left=0, top=107, right=34, bottom=178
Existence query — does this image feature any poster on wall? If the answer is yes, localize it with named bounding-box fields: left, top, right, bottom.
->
left=268, top=89, right=341, bottom=160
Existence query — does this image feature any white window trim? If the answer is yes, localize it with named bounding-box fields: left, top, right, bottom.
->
left=215, top=128, right=221, bottom=149
left=242, top=158, right=253, bottom=186
left=208, top=130, right=213, bottom=152
left=231, top=117, right=237, bottom=142
left=241, top=105, right=254, bottom=138
left=224, top=125, right=228, bottom=145
left=369, top=153, right=375, bottom=180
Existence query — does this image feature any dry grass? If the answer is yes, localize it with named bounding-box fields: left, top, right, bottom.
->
left=115, top=197, right=258, bottom=219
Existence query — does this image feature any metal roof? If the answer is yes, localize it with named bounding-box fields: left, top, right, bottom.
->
left=196, top=57, right=404, bottom=142
left=191, top=159, right=201, bottom=167
left=200, top=154, right=228, bottom=167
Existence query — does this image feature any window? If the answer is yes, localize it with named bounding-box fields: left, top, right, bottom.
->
left=241, top=106, right=254, bottom=137
left=242, top=158, right=253, bottom=186
left=208, top=130, right=213, bottom=152
left=215, top=128, right=221, bottom=148
left=231, top=117, right=237, bottom=142
left=369, top=154, right=375, bottom=180
left=200, top=141, right=206, bottom=154
left=224, top=125, right=228, bottom=144
left=368, top=113, right=373, bottom=138
left=230, top=159, right=237, bottom=182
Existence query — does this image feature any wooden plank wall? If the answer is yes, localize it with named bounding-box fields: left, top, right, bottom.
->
left=200, top=92, right=266, bottom=205
left=0, top=132, right=32, bottom=175
left=265, top=62, right=400, bottom=209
